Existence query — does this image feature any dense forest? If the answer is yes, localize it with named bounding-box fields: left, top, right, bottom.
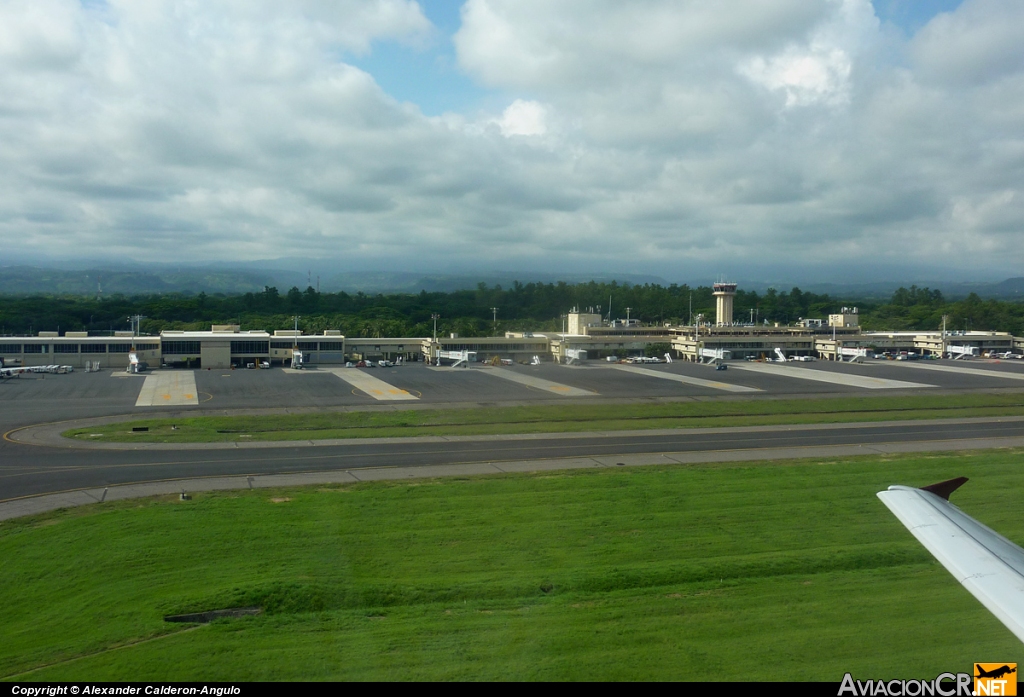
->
left=1, top=282, right=1023, bottom=338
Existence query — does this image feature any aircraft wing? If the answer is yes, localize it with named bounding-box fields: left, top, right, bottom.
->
left=878, top=478, right=1024, bottom=643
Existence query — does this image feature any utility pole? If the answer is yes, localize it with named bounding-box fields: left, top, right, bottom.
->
left=431, top=313, right=440, bottom=365
left=293, top=315, right=300, bottom=348
left=128, top=315, right=145, bottom=350
left=626, top=307, right=632, bottom=323
left=491, top=307, right=499, bottom=334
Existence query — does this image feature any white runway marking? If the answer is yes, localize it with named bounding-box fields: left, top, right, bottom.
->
left=135, top=371, right=198, bottom=406
left=324, top=368, right=419, bottom=401
left=612, top=365, right=761, bottom=393
left=897, top=362, right=1024, bottom=382
left=735, top=363, right=934, bottom=389
left=482, top=368, right=597, bottom=396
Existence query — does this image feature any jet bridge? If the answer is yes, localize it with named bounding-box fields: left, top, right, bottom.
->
left=839, top=347, right=869, bottom=363
left=700, top=348, right=731, bottom=365
left=946, top=344, right=979, bottom=360
left=126, top=352, right=148, bottom=374
left=438, top=350, right=476, bottom=368
left=564, top=348, right=588, bottom=365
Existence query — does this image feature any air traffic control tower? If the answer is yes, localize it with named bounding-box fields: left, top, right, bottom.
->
left=713, top=282, right=737, bottom=326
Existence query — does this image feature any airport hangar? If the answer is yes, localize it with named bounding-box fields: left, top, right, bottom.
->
left=2, top=283, right=1023, bottom=371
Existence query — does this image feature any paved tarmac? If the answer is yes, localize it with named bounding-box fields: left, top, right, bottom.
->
left=3, top=358, right=1024, bottom=521
left=4, top=414, right=1024, bottom=520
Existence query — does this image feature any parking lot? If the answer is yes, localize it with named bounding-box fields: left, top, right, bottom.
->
left=3, top=358, right=1024, bottom=431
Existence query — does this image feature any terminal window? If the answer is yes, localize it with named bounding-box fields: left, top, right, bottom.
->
left=0, top=344, right=21, bottom=354
left=271, top=341, right=294, bottom=349
left=135, top=343, right=160, bottom=351
left=295, top=342, right=318, bottom=351
left=230, top=341, right=269, bottom=354
left=107, top=344, right=132, bottom=353
left=54, top=344, right=79, bottom=353
left=80, top=344, right=106, bottom=353
left=23, top=344, right=47, bottom=354
left=319, top=342, right=344, bottom=351
left=162, top=341, right=202, bottom=355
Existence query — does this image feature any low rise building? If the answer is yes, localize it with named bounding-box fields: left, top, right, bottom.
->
left=0, top=333, right=159, bottom=370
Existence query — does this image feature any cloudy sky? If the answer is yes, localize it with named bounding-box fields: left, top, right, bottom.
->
left=2, top=0, right=1022, bottom=283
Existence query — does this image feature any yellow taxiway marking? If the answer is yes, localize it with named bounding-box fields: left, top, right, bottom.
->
left=323, top=368, right=418, bottom=401
left=734, top=362, right=934, bottom=389
left=613, top=365, right=761, bottom=393
left=481, top=369, right=597, bottom=397
left=135, top=371, right=199, bottom=407
left=898, top=362, right=1024, bottom=382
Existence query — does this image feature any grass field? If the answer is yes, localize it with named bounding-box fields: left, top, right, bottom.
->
left=64, top=393, right=1024, bottom=443
left=2, top=449, right=1023, bottom=681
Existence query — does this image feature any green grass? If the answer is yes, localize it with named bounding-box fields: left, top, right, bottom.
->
left=64, top=393, right=1024, bottom=443
left=2, top=449, right=1023, bottom=681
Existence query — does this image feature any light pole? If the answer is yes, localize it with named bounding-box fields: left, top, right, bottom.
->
left=127, top=315, right=145, bottom=349
left=491, top=307, right=499, bottom=334
left=431, top=313, right=440, bottom=364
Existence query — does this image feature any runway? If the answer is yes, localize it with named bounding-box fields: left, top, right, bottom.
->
left=3, top=360, right=1024, bottom=518
left=3, top=416, right=1024, bottom=509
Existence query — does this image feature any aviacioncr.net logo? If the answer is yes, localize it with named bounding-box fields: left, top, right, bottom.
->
left=838, top=672, right=973, bottom=696
left=974, top=663, right=1017, bottom=696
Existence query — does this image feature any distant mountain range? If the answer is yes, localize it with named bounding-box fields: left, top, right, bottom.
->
left=1, top=263, right=1022, bottom=300
left=752, top=278, right=1024, bottom=300
left=0, top=265, right=669, bottom=296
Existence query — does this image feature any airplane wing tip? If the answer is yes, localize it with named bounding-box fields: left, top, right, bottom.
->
left=880, top=477, right=969, bottom=500
left=919, top=476, right=969, bottom=501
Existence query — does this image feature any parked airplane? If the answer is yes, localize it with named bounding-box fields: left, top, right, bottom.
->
left=0, top=359, right=73, bottom=377
left=0, top=357, right=32, bottom=378
left=878, top=477, right=1024, bottom=644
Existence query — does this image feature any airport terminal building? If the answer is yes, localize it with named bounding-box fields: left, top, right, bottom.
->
left=3, top=285, right=1024, bottom=370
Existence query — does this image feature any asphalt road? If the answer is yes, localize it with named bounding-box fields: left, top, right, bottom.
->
left=4, top=359, right=1024, bottom=504
left=4, top=417, right=1024, bottom=502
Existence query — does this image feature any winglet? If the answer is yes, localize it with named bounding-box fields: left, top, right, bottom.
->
left=920, top=477, right=969, bottom=501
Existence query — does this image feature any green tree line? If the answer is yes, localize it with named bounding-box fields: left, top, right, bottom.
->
left=1, top=283, right=1022, bottom=337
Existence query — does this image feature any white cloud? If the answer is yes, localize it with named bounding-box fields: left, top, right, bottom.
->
left=740, top=47, right=852, bottom=107
left=495, top=100, right=547, bottom=137
left=2, top=1, right=1024, bottom=281
left=911, top=0, right=1024, bottom=86
left=738, top=0, right=879, bottom=107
